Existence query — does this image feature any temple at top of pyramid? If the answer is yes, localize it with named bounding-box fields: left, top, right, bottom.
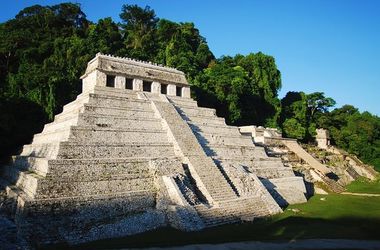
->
left=81, top=53, right=190, bottom=96
left=0, top=53, right=307, bottom=247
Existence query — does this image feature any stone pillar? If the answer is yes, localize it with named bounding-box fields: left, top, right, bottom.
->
left=115, top=75, right=126, bottom=89
left=133, top=79, right=143, bottom=91
left=96, top=70, right=107, bottom=87
left=151, top=81, right=161, bottom=94
left=82, top=70, right=107, bottom=93
left=167, top=84, right=176, bottom=96
left=182, top=87, right=191, bottom=98
left=316, top=128, right=330, bottom=149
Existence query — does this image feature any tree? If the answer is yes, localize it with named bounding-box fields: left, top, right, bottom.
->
left=306, top=92, right=336, bottom=121
left=316, top=105, right=380, bottom=171
left=119, top=4, right=159, bottom=60
left=194, top=53, right=282, bottom=126
left=279, top=91, right=335, bottom=140
left=86, top=18, right=123, bottom=55
left=155, top=20, right=214, bottom=80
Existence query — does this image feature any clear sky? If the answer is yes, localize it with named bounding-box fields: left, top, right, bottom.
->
left=2, top=0, right=380, bottom=115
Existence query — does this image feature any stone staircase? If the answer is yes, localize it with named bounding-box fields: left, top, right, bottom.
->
left=346, top=165, right=361, bottom=180
left=168, top=96, right=307, bottom=207
left=151, top=96, right=283, bottom=226
left=151, top=98, right=238, bottom=204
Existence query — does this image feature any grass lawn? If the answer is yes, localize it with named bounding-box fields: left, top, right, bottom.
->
left=346, top=177, right=380, bottom=194
left=67, top=194, right=380, bottom=249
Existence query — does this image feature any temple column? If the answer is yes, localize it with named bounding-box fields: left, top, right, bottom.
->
left=151, top=81, right=161, bottom=94
left=182, top=87, right=191, bottom=98
left=133, top=79, right=143, bottom=91
left=115, top=75, right=126, bottom=89
left=167, top=84, right=176, bottom=96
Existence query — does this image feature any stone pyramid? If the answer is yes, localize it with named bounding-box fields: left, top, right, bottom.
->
left=1, top=53, right=306, bottom=247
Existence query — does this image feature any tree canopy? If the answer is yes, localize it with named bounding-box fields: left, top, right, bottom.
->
left=0, top=3, right=379, bottom=172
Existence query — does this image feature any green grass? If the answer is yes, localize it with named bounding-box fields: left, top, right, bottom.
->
left=64, top=194, right=380, bottom=249
left=346, top=178, right=380, bottom=194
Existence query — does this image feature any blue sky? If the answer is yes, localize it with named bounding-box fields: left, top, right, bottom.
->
left=2, top=0, right=380, bottom=115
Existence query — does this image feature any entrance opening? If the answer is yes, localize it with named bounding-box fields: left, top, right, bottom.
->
left=176, top=86, right=182, bottom=97
left=161, top=84, right=167, bottom=94
left=126, top=78, right=133, bottom=90
left=143, top=80, right=152, bottom=92
left=106, top=75, right=115, bottom=87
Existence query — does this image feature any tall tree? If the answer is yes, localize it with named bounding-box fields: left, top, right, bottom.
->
left=194, top=53, right=281, bottom=126
left=86, top=17, right=123, bottom=55
left=279, top=91, right=335, bottom=140
left=119, top=4, right=159, bottom=60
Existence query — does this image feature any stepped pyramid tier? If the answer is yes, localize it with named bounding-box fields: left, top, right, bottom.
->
left=0, top=53, right=305, bottom=247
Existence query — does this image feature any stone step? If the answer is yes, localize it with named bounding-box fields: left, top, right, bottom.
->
left=12, top=156, right=49, bottom=176
left=62, top=95, right=90, bottom=113
left=176, top=106, right=217, bottom=118
left=2, top=166, right=42, bottom=198
left=183, top=115, right=226, bottom=126
left=3, top=181, right=31, bottom=204
left=209, top=193, right=238, bottom=201
left=93, top=86, right=138, bottom=98
left=21, top=142, right=60, bottom=159
left=56, top=142, right=175, bottom=159
left=214, top=158, right=294, bottom=178
left=188, top=122, right=241, bottom=135
left=32, top=127, right=71, bottom=144
left=23, top=190, right=155, bottom=217
left=87, top=93, right=152, bottom=110
left=54, top=107, right=83, bottom=122
left=213, top=156, right=284, bottom=167
left=77, top=113, right=161, bottom=130
left=68, top=126, right=168, bottom=144
left=252, top=167, right=295, bottom=179
left=3, top=163, right=155, bottom=203
left=195, top=133, right=253, bottom=147
left=168, top=98, right=198, bottom=107
left=194, top=197, right=269, bottom=227
left=12, top=156, right=159, bottom=181
left=203, top=145, right=257, bottom=158
left=82, top=104, right=156, bottom=119
left=43, top=116, right=79, bottom=133
left=167, top=95, right=195, bottom=102
left=35, top=177, right=155, bottom=199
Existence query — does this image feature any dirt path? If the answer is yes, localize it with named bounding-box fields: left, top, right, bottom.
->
left=341, top=192, right=380, bottom=197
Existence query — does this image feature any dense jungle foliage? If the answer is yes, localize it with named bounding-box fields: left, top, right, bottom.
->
left=0, top=3, right=379, bottom=170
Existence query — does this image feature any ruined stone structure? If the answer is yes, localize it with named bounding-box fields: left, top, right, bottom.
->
left=241, top=126, right=378, bottom=194
left=0, top=53, right=307, bottom=247
left=316, top=128, right=330, bottom=149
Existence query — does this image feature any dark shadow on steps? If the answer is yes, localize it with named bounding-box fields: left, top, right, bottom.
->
left=181, top=163, right=208, bottom=204
left=326, top=172, right=340, bottom=181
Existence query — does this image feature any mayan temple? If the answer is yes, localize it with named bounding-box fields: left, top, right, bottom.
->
left=0, top=53, right=307, bottom=247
